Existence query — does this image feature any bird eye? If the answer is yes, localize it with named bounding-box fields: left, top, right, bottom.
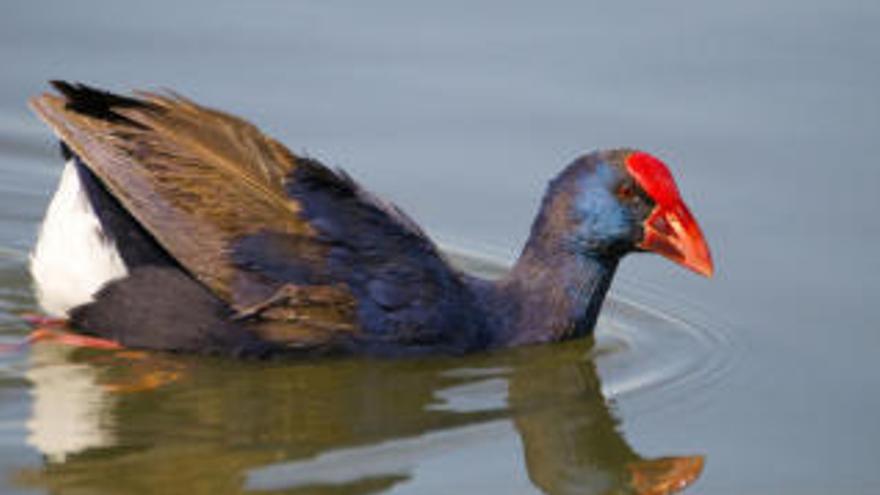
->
left=617, top=183, right=635, bottom=200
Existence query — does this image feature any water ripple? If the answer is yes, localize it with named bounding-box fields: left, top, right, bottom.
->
left=448, top=248, right=740, bottom=417
left=593, top=291, right=738, bottom=416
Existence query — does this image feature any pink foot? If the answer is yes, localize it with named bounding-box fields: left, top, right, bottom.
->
left=19, top=312, right=68, bottom=328
left=28, top=328, right=123, bottom=350
left=9, top=313, right=123, bottom=351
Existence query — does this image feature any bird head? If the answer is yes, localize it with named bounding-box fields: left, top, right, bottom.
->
left=547, top=149, right=713, bottom=277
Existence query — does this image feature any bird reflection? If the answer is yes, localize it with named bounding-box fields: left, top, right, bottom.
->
left=17, top=339, right=702, bottom=494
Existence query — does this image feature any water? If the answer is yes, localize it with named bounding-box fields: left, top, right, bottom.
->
left=1, top=1, right=879, bottom=493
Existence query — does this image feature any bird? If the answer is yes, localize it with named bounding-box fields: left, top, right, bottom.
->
left=27, top=81, right=713, bottom=358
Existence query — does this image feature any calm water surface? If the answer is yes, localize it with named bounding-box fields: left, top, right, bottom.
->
left=1, top=1, right=879, bottom=494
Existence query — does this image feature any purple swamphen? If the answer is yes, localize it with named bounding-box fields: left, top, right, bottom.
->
left=27, top=82, right=713, bottom=357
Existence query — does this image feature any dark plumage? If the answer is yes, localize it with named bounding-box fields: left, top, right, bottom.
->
left=29, top=82, right=713, bottom=357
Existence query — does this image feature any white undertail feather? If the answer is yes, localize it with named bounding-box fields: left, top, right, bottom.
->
left=30, top=160, right=128, bottom=317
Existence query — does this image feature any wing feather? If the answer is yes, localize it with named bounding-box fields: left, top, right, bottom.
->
left=29, top=84, right=345, bottom=333
left=29, top=82, right=480, bottom=349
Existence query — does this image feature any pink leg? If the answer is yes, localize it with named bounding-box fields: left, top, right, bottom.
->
left=14, top=313, right=123, bottom=350
left=19, top=312, right=68, bottom=328
left=27, top=328, right=123, bottom=350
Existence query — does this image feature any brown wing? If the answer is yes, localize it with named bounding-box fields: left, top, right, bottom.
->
left=29, top=82, right=359, bottom=345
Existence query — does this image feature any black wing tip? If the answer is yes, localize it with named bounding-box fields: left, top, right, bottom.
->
left=49, top=80, right=142, bottom=105
left=48, top=80, right=150, bottom=124
left=293, top=157, right=359, bottom=197
left=49, top=80, right=76, bottom=96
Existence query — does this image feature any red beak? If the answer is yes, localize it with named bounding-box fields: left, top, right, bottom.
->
left=639, top=201, right=714, bottom=277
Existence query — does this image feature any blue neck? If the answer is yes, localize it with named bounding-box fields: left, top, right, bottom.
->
left=485, top=248, right=619, bottom=346
left=472, top=156, right=629, bottom=347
